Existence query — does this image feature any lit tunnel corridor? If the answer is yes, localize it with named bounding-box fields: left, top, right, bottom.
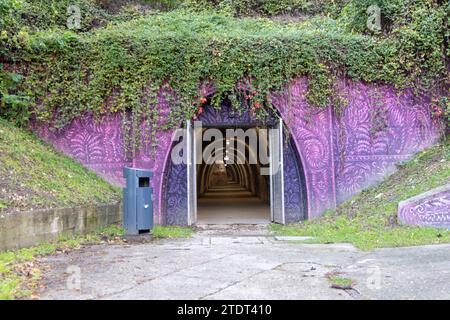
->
left=196, top=127, right=271, bottom=224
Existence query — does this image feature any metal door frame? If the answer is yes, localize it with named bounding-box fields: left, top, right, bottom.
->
left=269, top=117, right=286, bottom=224
left=186, top=120, right=197, bottom=226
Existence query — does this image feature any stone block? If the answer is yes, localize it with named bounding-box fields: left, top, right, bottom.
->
left=398, top=184, right=450, bottom=229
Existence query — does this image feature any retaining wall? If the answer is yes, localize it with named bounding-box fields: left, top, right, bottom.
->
left=0, top=203, right=122, bottom=251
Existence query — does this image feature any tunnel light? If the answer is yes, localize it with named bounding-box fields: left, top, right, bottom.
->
left=224, top=155, right=230, bottom=162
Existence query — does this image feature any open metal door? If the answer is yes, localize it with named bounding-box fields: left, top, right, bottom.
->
left=186, top=120, right=197, bottom=226
left=270, top=118, right=285, bottom=224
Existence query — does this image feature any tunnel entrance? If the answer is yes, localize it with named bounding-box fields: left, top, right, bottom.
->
left=196, top=127, right=271, bottom=224
left=163, top=101, right=307, bottom=226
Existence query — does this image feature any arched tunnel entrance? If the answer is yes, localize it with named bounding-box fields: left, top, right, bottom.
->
left=162, top=101, right=308, bottom=226
left=197, top=127, right=271, bottom=224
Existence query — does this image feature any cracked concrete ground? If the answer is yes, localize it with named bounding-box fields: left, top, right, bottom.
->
left=37, top=226, right=450, bottom=300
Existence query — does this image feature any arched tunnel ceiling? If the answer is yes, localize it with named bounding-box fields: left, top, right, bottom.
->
left=198, top=128, right=268, bottom=201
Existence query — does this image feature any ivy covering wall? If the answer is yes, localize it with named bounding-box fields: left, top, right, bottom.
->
left=0, top=0, right=448, bottom=149
left=183, top=0, right=347, bottom=17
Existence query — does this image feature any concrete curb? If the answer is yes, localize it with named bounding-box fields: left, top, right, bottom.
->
left=0, top=203, right=123, bottom=252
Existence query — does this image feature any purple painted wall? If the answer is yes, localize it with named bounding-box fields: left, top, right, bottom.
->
left=32, top=77, right=443, bottom=224
left=398, top=184, right=450, bottom=229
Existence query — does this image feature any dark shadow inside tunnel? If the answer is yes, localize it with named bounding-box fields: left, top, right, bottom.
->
left=197, top=127, right=271, bottom=224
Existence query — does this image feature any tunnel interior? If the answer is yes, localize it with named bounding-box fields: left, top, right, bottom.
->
left=197, top=127, right=271, bottom=224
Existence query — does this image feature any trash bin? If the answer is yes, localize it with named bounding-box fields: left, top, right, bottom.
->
left=123, top=167, right=153, bottom=235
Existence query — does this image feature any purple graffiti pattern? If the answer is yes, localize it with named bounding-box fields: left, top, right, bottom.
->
left=271, top=78, right=336, bottom=217
left=283, top=140, right=307, bottom=223
left=31, top=77, right=442, bottom=223
left=163, top=162, right=188, bottom=226
left=334, top=80, right=440, bottom=204
left=398, top=186, right=450, bottom=229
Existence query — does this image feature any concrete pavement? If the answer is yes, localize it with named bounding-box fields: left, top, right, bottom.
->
left=38, top=225, right=450, bottom=300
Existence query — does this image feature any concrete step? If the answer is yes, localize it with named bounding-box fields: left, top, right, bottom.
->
left=199, top=191, right=254, bottom=198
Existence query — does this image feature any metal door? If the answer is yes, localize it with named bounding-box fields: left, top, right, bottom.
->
left=270, top=118, right=285, bottom=224
left=186, top=120, right=198, bottom=225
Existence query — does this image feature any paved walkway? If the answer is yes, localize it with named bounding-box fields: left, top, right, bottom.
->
left=197, top=198, right=270, bottom=224
left=38, top=226, right=450, bottom=300
left=197, top=183, right=271, bottom=224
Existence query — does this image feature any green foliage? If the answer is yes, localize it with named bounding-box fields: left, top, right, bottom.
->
left=0, top=0, right=107, bottom=126
left=441, top=97, right=450, bottom=130
left=0, top=66, right=29, bottom=126
left=271, top=140, right=450, bottom=250
left=98, top=0, right=183, bottom=11
left=339, top=0, right=449, bottom=95
left=0, top=1, right=26, bottom=121
left=0, top=0, right=23, bottom=30
left=16, top=11, right=406, bottom=148
left=3, top=0, right=109, bottom=33
left=184, top=0, right=346, bottom=17
left=0, top=0, right=159, bottom=59
left=0, top=2, right=447, bottom=151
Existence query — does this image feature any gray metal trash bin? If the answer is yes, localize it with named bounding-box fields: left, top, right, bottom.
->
left=123, top=167, right=153, bottom=235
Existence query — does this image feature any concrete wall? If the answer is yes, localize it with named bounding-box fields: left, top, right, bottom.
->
left=0, top=203, right=122, bottom=251
left=398, top=184, right=450, bottom=229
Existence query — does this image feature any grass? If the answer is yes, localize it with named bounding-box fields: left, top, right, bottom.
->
left=152, top=226, right=194, bottom=238
left=0, top=118, right=121, bottom=213
left=0, top=225, right=125, bottom=300
left=326, top=273, right=355, bottom=289
left=271, top=139, right=450, bottom=250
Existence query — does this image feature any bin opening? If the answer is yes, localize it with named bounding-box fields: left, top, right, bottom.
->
left=139, top=229, right=150, bottom=234
left=139, top=177, right=150, bottom=188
